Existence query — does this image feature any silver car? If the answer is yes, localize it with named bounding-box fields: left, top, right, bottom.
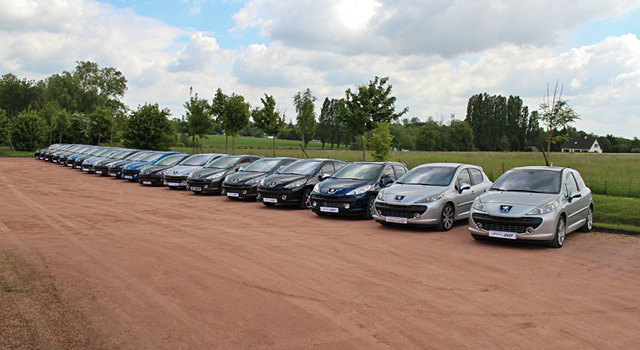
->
left=373, top=163, right=492, bottom=230
left=468, top=166, right=593, bottom=248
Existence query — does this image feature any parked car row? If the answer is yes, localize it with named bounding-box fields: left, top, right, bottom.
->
left=35, top=144, right=593, bottom=248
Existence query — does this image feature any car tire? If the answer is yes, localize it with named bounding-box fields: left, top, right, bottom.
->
left=363, top=197, right=376, bottom=220
left=471, top=234, right=485, bottom=241
left=263, top=202, right=275, bottom=207
left=437, top=203, right=454, bottom=231
left=549, top=216, right=566, bottom=248
left=299, top=188, right=312, bottom=209
left=579, top=206, right=593, bottom=232
left=315, top=211, right=328, bottom=216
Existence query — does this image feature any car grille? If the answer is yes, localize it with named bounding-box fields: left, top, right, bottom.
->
left=472, top=213, right=543, bottom=233
left=259, top=188, right=292, bottom=198
left=375, top=203, right=427, bottom=218
left=311, top=194, right=356, bottom=207
left=164, top=175, right=188, bottom=182
left=224, top=183, right=253, bottom=191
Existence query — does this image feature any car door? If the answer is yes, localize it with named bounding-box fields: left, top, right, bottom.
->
left=564, top=171, right=587, bottom=232
left=454, top=168, right=475, bottom=219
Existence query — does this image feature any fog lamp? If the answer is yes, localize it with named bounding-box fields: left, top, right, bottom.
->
left=282, top=195, right=287, bottom=200
left=413, top=213, right=421, bottom=219
left=343, top=203, right=350, bottom=209
left=477, top=223, right=483, bottom=229
left=242, top=190, right=247, bottom=195
left=526, top=227, right=534, bottom=234
left=312, top=201, right=317, bottom=207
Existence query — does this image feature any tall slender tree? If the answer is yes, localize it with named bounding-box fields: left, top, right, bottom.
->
left=184, top=88, right=213, bottom=153
left=539, top=81, right=580, bottom=164
left=222, top=94, right=251, bottom=154
left=252, top=94, right=285, bottom=157
left=293, top=88, right=317, bottom=149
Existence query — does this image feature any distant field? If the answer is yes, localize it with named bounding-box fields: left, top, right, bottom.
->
left=175, top=136, right=640, bottom=199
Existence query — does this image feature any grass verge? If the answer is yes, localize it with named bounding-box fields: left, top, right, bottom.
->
left=593, top=194, right=640, bottom=231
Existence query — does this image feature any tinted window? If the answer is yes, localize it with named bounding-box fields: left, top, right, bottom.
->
left=491, top=170, right=561, bottom=194
left=332, top=163, right=383, bottom=180
left=457, top=169, right=471, bottom=187
left=321, top=163, right=335, bottom=175
left=393, top=165, right=406, bottom=179
left=140, top=153, right=165, bottom=162
left=181, top=154, right=214, bottom=166
left=243, top=159, right=282, bottom=173
left=565, top=173, right=578, bottom=194
left=205, top=156, right=242, bottom=169
left=381, top=165, right=395, bottom=180
left=155, top=155, right=186, bottom=166
left=469, top=168, right=483, bottom=185
left=397, top=166, right=457, bottom=186
left=279, top=161, right=324, bottom=175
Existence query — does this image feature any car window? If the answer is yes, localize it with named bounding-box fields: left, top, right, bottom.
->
left=381, top=165, right=395, bottom=180
left=565, top=173, right=579, bottom=194
left=469, top=168, right=484, bottom=185
left=393, top=165, right=406, bottom=179
left=238, top=159, right=251, bottom=169
left=320, top=162, right=335, bottom=175
left=457, top=168, right=471, bottom=187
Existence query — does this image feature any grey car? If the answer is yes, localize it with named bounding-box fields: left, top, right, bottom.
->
left=373, top=163, right=492, bottom=230
left=468, top=166, right=593, bottom=248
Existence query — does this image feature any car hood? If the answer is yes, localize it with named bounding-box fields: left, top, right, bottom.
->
left=123, top=161, right=151, bottom=170
left=225, top=171, right=266, bottom=184
left=316, top=178, right=374, bottom=196
left=165, top=165, right=201, bottom=177
left=378, top=183, right=449, bottom=204
left=189, top=167, right=227, bottom=179
left=107, top=160, right=132, bottom=169
left=141, top=164, right=172, bottom=175
left=478, top=191, right=560, bottom=216
left=262, top=174, right=309, bottom=188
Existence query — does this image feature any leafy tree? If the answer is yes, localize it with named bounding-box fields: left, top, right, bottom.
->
left=222, top=94, right=251, bottom=154
left=252, top=94, right=285, bottom=156
left=339, top=76, right=408, bottom=160
left=73, top=60, right=128, bottom=113
left=211, top=88, right=230, bottom=153
left=0, top=108, right=9, bottom=145
left=123, top=103, right=175, bottom=150
left=448, top=120, right=475, bottom=151
left=87, top=107, right=113, bottom=144
left=184, top=89, right=213, bottom=153
left=38, top=101, right=71, bottom=145
left=293, top=88, right=317, bottom=149
left=539, top=81, right=580, bottom=163
left=0, top=73, right=39, bottom=120
left=11, top=109, right=46, bottom=151
left=317, top=98, right=345, bottom=149
left=368, top=121, right=394, bottom=161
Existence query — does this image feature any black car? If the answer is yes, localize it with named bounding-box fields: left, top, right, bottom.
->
left=310, top=161, right=407, bottom=219
left=257, top=158, right=347, bottom=208
left=162, top=153, right=226, bottom=189
left=138, top=154, right=191, bottom=186
left=222, top=157, right=298, bottom=200
left=187, top=155, right=263, bottom=194
left=106, top=151, right=154, bottom=178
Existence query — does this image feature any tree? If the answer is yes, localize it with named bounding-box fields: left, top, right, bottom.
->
left=73, top=60, right=128, bottom=113
left=222, top=94, right=251, bottom=154
left=368, top=121, right=394, bottom=161
left=87, top=107, right=113, bottom=144
left=339, top=76, right=408, bottom=160
left=184, top=89, right=213, bottom=153
left=317, top=98, right=345, bottom=149
left=252, top=94, right=285, bottom=157
left=11, top=109, right=46, bottom=151
left=122, top=103, right=175, bottom=150
left=539, top=81, right=580, bottom=163
left=0, top=108, right=9, bottom=145
left=0, top=73, right=39, bottom=120
left=448, top=120, right=475, bottom=151
left=211, top=88, right=230, bottom=153
left=293, top=88, right=317, bottom=149
left=38, top=101, right=71, bottom=145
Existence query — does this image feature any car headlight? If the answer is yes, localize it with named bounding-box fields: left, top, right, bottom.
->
left=206, top=172, right=224, bottom=180
left=285, top=179, right=306, bottom=189
left=472, top=197, right=485, bottom=212
left=526, top=200, right=559, bottom=215
left=346, top=184, right=372, bottom=196
left=376, top=190, right=385, bottom=201
left=246, top=177, right=262, bottom=185
left=312, top=183, right=321, bottom=193
left=415, top=191, right=445, bottom=203
left=138, top=165, right=150, bottom=172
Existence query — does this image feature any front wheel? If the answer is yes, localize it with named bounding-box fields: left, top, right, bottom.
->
left=549, top=216, right=566, bottom=248
left=299, top=188, right=312, bottom=209
left=579, top=206, right=593, bottom=232
left=363, top=197, right=376, bottom=220
left=437, top=203, right=454, bottom=231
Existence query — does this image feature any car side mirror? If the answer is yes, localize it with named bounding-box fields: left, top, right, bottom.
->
left=319, top=173, right=330, bottom=181
left=568, top=191, right=582, bottom=202
left=459, top=183, right=471, bottom=193
left=381, top=177, right=394, bottom=187
left=236, top=167, right=243, bottom=172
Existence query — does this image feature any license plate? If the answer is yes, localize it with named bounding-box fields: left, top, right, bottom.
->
left=227, top=192, right=239, bottom=197
left=142, top=181, right=151, bottom=185
left=82, top=168, right=89, bottom=172
left=191, top=187, right=202, bottom=191
left=53, top=160, right=58, bottom=163
left=489, top=231, right=517, bottom=240
left=75, top=165, right=81, bottom=169
left=386, top=217, right=407, bottom=224
left=123, top=175, right=132, bottom=179
left=96, top=171, right=102, bottom=174
left=109, top=173, right=117, bottom=176
left=67, top=164, right=73, bottom=167
left=167, top=182, right=179, bottom=187
left=320, top=206, right=339, bottom=213
left=263, top=197, right=277, bottom=203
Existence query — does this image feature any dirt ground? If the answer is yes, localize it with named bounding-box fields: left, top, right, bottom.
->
left=0, top=158, right=639, bottom=349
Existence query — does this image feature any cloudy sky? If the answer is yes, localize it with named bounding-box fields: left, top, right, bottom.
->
left=1, top=0, right=639, bottom=138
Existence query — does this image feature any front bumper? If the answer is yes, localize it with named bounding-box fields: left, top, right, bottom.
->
left=372, top=201, right=441, bottom=226
left=139, top=174, right=164, bottom=186
left=121, top=169, right=141, bottom=181
left=222, top=183, right=258, bottom=199
left=187, top=178, right=224, bottom=193
left=468, top=212, right=556, bottom=241
left=309, top=193, right=369, bottom=216
left=164, top=175, right=189, bottom=189
left=256, top=187, right=305, bottom=205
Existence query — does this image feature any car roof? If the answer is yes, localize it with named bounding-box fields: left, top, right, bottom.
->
left=509, top=166, right=566, bottom=172
left=414, top=162, right=477, bottom=169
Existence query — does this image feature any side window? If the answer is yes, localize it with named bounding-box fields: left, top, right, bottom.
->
left=468, top=168, right=484, bottom=185
left=457, top=169, right=471, bottom=187
left=333, top=162, right=346, bottom=172
left=381, top=165, right=395, bottom=180
left=565, top=173, right=578, bottom=194
left=238, top=160, right=251, bottom=169
left=393, top=165, right=406, bottom=179
left=320, top=163, right=335, bottom=175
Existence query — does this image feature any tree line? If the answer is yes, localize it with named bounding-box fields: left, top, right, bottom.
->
left=1, top=61, right=638, bottom=155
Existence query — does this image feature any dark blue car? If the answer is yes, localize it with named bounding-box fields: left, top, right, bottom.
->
left=121, top=152, right=186, bottom=181
left=309, top=161, right=407, bottom=219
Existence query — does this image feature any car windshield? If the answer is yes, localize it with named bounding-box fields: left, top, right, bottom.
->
left=332, top=163, right=383, bottom=180
left=181, top=154, right=216, bottom=166
left=111, top=151, right=133, bottom=160
left=491, top=169, right=561, bottom=194
left=396, top=166, right=456, bottom=186
left=205, top=156, right=241, bottom=169
left=140, top=153, right=165, bottom=162
left=126, top=152, right=150, bottom=161
left=155, top=155, right=186, bottom=166
left=87, top=148, right=106, bottom=156
left=279, top=160, right=323, bottom=175
left=242, top=159, right=282, bottom=173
